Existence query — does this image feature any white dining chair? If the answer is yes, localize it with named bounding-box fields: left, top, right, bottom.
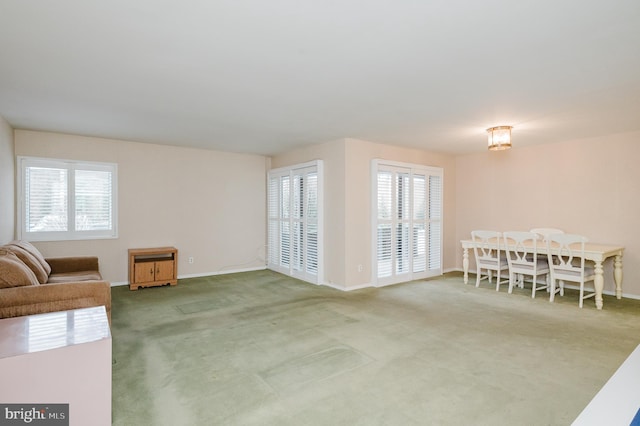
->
left=531, top=228, right=566, bottom=288
left=503, top=231, right=550, bottom=298
left=471, top=230, right=509, bottom=291
left=546, top=233, right=596, bottom=308
left=530, top=228, right=564, bottom=241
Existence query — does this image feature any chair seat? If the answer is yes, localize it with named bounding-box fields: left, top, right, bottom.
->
left=511, top=259, right=549, bottom=271
left=551, top=266, right=595, bottom=281
left=478, top=256, right=508, bottom=268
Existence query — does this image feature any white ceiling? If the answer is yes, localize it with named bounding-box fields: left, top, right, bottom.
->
left=1, top=1, right=639, bottom=156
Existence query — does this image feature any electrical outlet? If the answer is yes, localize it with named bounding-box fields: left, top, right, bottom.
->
left=357, top=264, right=363, bottom=272
left=188, top=257, right=194, bottom=264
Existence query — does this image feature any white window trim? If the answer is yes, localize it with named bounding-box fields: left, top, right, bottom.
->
left=17, top=156, right=118, bottom=242
left=267, top=160, right=324, bottom=285
left=371, top=159, right=443, bottom=287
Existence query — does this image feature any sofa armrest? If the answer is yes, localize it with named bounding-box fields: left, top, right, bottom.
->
left=0, top=281, right=111, bottom=323
left=46, top=256, right=100, bottom=275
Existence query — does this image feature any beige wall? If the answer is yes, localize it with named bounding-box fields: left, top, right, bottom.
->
left=455, top=131, right=640, bottom=297
left=13, top=126, right=638, bottom=297
left=0, top=115, right=14, bottom=243
left=271, top=138, right=457, bottom=290
left=15, top=130, right=267, bottom=284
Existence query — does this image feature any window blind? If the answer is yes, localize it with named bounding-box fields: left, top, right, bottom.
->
left=19, top=157, right=118, bottom=241
left=26, top=166, right=68, bottom=232
left=373, top=160, right=443, bottom=286
left=267, top=161, right=323, bottom=285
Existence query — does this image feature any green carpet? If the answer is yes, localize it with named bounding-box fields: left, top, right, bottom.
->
left=111, top=270, right=640, bottom=425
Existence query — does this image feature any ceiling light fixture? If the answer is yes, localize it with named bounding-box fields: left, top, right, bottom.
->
left=487, top=126, right=512, bottom=151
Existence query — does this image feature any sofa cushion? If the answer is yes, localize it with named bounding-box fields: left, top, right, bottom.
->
left=47, top=271, right=103, bottom=283
left=3, top=244, right=48, bottom=284
left=46, top=256, right=100, bottom=276
left=0, top=281, right=111, bottom=323
left=0, top=249, right=40, bottom=289
left=7, top=240, right=52, bottom=276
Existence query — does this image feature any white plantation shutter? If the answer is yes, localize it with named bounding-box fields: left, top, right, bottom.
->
left=292, top=174, right=303, bottom=272
left=18, top=157, right=117, bottom=241
left=373, top=160, right=442, bottom=286
left=396, top=173, right=410, bottom=275
left=305, top=173, right=319, bottom=275
left=280, top=175, right=291, bottom=268
left=428, top=175, right=443, bottom=271
left=412, top=174, right=427, bottom=274
left=267, top=161, right=323, bottom=284
left=377, top=171, right=393, bottom=278
left=26, top=166, right=68, bottom=232
left=268, top=177, right=280, bottom=266
left=75, top=169, right=113, bottom=231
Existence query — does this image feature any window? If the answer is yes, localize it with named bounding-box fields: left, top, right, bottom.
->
left=268, top=161, right=323, bottom=284
left=18, top=156, right=118, bottom=241
left=373, top=160, right=442, bottom=286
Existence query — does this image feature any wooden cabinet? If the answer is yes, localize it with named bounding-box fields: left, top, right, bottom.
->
left=128, top=247, right=178, bottom=290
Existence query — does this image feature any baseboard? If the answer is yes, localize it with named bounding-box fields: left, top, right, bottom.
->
left=619, top=292, right=640, bottom=300
left=178, top=265, right=266, bottom=280
left=374, top=281, right=406, bottom=289
left=114, top=266, right=640, bottom=300
left=110, top=266, right=267, bottom=287
left=558, top=284, right=640, bottom=301
left=322, top=281, right=372, bottom=291
left=449, top=267, right=640, bottom=300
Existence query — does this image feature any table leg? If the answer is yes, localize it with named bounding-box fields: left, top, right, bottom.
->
left=594, top=260, right=604, bottom=310
left=614, top=254, right=623, bottom=299
left=463, top=248, right=469, bottom=284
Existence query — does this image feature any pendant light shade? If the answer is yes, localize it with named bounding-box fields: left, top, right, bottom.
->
left=487, top=126, right=512, bottom=151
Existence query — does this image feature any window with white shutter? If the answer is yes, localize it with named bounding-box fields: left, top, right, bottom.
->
left=372, top=160, right=442, bottom=286
left=18, top=157, right=118, bottom=241
left=267, top=161, right=323, bottom=284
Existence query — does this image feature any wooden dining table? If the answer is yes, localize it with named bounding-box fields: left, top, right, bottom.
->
left=460, top=238, right=625, bottom=310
